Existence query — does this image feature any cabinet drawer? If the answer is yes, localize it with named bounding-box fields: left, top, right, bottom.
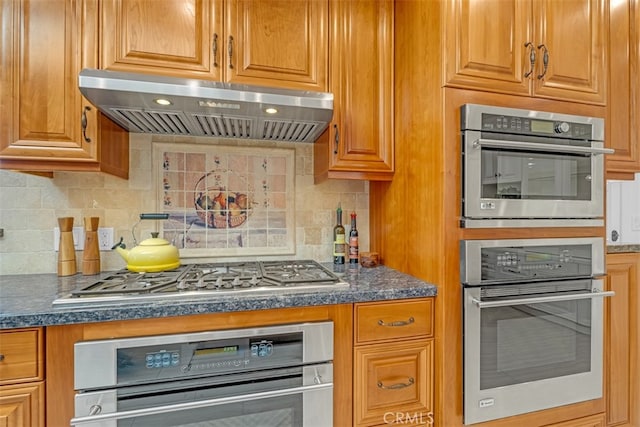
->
left=0, top=328, right=44, bottom=384
left=354, top=339, right=433, bottom=426
left=355, top=298, right=433, bottom=344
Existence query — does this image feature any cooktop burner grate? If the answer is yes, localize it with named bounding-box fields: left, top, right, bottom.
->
left=54, top=260, right=348, bottom=306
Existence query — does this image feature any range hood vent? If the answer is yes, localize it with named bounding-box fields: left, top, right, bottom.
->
left=79, top=69, right=333, bottom=143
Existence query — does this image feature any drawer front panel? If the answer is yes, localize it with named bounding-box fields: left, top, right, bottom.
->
left=355, top=298, right=433, bottom=344
left=354, top=339, right=433, bottom=426
left=0, top=329, right=43, bottom=384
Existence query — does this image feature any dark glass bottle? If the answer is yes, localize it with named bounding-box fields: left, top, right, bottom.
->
left=333, top=206, right=346, bottom=264
left=348, top=212, right=359, bottom=264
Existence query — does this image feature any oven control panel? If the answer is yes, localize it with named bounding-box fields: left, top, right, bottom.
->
left=480, top=113, right=593, bottom=139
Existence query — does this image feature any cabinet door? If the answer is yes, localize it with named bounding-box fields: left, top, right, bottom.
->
left=532, top=0, right=607, bottom=105
left=606, top=0, right=640, bottom=178
left=354, top=340, right=433, bottom=426
left=605, top=253, right=640, bottom=427
left=0, top=0, right=98, bottom=168
left=444, top=0, right=532, bottom=96
left=316, top=0, right=394, bottom=181
left=101, top=0, right=222, bottom=80
left=225, top=0, right=327, bottom=91
left=0, top=382, right=45, bottom=427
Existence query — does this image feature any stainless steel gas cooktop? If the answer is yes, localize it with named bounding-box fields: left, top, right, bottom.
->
left=53, top=260, right=349, bottom=306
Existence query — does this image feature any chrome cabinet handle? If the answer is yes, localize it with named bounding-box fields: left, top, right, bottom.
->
left=81, top=106, right=91, bottom=143
left=228, top=35, right=234, bottom=69
left=378, top=316, right=415, bottom=327
left=473, top=138, right=614, bottom=155
left=536, top=44, right=549, bottom=79
left=471, top=289, right=615, bottom=309
left=524, top=42, right=536, bottom=78
left=212, top=33, right=219, bottom=67
left=378, top=377, right=415, bottom=390
left=333, top=124, right=339, bottom=154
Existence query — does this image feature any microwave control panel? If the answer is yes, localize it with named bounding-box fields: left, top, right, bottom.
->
left=480, top=113, right=593, bottom=139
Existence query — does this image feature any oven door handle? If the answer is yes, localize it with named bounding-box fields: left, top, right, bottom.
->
left=471, top=289, right=615, bottom=309
left=473, top=138, right=615, bottom=155
left=70, top=382, right=332, bottom=425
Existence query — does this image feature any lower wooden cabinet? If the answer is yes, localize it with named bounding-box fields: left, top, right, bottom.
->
left=605, top=252, right=640, bottom=427
left=0, top=382, right=45, bottom=427
left=0, top=327, right=45, bottom=427
left=353, top=298, right=435, bottom=426
left=543, top=413, right=607, bottom=427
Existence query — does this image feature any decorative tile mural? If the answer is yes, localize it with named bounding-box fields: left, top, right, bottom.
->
left=153, top=143, right=295, bottom=257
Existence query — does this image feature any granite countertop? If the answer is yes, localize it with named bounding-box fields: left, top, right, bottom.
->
left=0, top=264, right=437, bottom=329
left=607, top=244, right=640, bottom=253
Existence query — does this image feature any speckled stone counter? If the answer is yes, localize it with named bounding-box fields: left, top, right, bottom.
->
left=607, top=244, right=640, bottom=253
left=0, top=264, right=437, bottom=329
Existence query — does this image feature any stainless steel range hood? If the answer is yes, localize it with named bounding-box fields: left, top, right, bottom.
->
left=78, top=69, right=333, bottom=143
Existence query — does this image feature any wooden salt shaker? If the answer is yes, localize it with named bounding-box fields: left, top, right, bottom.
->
left=57, top=217, right=77, bottom=276
left=82, top=217, right=100, bottom=275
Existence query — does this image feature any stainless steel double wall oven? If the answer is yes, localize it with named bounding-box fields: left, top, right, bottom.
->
left=459, top=104, right=614, bottom=424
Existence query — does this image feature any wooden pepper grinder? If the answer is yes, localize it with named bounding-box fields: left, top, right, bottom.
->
left=57, top=217, right=77, bottom=276
left=82, top=217, right=100, bottom=275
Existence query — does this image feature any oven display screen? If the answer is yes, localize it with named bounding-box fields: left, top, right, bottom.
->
left=530, top=120, right=554, bottom=134
left=194, top=345, right=239, bottom=356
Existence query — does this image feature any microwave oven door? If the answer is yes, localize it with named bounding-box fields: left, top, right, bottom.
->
left=462, top=130, right=606, bottom=221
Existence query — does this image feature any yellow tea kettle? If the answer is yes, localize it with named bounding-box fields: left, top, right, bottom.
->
left=113, top=232, right=180, bottom=272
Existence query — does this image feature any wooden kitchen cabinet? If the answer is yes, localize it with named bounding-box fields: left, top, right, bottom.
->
left=314, top=0, right=394, bottom=182
left=0, top=0, right=129, bottom=177
left=100, top=0, right=328, bottom=92
left=353, top=298, right=434, bottom=426
left=606, top=0, right=640, bottom=179
left=0, top=328, right=45, bottom=427
left=444, top=0, right=607, bottom=105
left=605, top=252, right=640, bottom=427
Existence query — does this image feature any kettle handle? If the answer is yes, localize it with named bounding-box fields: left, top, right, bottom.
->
left=140, top=213, right=169, bottom=220
left=112, top=237, right=125, bottom=250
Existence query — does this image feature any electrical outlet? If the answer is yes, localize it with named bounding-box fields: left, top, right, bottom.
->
left=53, top=227, right=85, bottom=251
left=97, top=227, right=114, bottom=251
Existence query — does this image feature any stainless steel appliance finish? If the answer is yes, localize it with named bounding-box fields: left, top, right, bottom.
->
left=53, top=260, right=349, bottom=306
left=72, top=322, right=334, bottom=427
left=461, top=237, right=614, bottom=425
left=79, top=69, right=333, bottom=143
left=460, top=104, right=612, bottom=228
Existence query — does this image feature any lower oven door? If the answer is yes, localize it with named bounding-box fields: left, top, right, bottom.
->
left=71, top=363, right=333, bottom=427
left=463, top=279, right=614, bottom=425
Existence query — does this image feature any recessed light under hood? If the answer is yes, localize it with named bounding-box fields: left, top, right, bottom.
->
left=78, top=69, right=333, bottom=143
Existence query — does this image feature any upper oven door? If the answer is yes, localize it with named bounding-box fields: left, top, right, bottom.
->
left=460, top=104, right=610, bottom=226
left=462, top=129, right=606, bottom=220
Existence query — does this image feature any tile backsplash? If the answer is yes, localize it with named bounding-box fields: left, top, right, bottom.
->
left=0, top=134, right=369, bottom=275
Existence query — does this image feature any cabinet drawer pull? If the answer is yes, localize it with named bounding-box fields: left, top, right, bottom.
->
left=377, top=377, right=414, bottom=390
left=212, top=33, right=219, bottom=67
left=524, top=42, right=536, bottom=78
left=81, top=106, right=92, bottom=143
left=333, top=124, right=339, bottom=154
left=0, top=354, right=4, bottom=362
left=228, top=35, right=234, bottom=69
left=378, top=316, right=414, bottom=327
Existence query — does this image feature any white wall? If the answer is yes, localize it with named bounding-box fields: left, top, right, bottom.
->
left=606, top=173, right=640, bottom=244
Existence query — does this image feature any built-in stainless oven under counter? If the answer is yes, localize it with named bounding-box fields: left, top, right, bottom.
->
left=72, top=322, right=333, bottom=427
left=461, top=237, right=614, bottom=425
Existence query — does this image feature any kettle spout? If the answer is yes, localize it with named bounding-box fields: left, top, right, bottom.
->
left=112, top=237, right=130, bottom=262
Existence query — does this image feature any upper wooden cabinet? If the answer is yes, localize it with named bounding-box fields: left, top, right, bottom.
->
left=314, top=0, right=394, bottom=182
left=606, top=0, right=640, bottom=179
left=444, top=0, right=607, bottom=105
left=0, top=0, right=129, bottom=177
left=100, top=0, right=328, bottom=91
